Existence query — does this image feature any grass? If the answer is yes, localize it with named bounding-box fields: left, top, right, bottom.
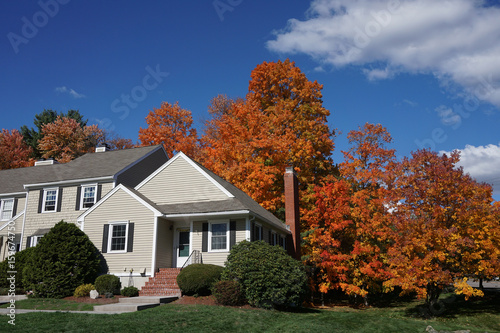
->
left=0, top=292, right=498, bottom=333
left=0, top=298, right=94, bottom=312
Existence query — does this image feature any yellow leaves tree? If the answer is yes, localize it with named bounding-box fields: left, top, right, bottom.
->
left=138, top=101, right=198, bottom=158
left=0, top=129, right=34, bottom=169
left=38, top=116, right=104, bottom=163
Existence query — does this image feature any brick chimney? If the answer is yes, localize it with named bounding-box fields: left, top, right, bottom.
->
left=284, top=167, right=301, bottom=260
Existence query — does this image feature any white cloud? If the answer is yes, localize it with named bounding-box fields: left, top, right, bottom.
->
left=267, top=0, right=500, bottom=108
left=441, top=143, right=500, bottom=195
left=55, top=86, right=86, bottom=99
left=435, top=105, right=461, bottom=127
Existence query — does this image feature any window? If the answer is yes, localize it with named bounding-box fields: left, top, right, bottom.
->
left=80, top=185, right=96, bottom=209
left=43, top=188, right=58, bottom=212
left=280, top=235, right=286, bottom=250
left=210, top=222, right=228, bottom=251
left=108, top=222, right=129, bottom=253
left=254, top=223, right=263, bottom=241
left=30, top=235, right=43, bottom=247
left=271, top=232, right=278, bottom=246
left=0, top=199, right=14, bottom=220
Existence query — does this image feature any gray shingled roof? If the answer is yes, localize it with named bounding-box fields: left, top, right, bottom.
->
left=0, top=145, right=162, bottom=195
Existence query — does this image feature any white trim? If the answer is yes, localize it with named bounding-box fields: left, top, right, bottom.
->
left=163, top=210, right=250, bottom=219
left=23, top=176, right=113, bottom=189
left=151, top=216, right=158, bottom=275
left=79, top=184, right=97, bottom=210
left=42, top=187, right=58, bottom=213
left=208, top=220, right=230, bottom=252
left=107, top=221, right=129, bottom=254
left=0, top=211, right=24, bottom=232
left=77, top=184, right=162, bottom=223
left=135, top=152, right=234, bottom=198
left=0, top=192, right=26, bottom=198
left=19, top=191, right=29, bottom=250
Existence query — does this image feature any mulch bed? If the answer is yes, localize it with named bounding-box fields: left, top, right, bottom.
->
left=63, top=295, right=125, bottom=304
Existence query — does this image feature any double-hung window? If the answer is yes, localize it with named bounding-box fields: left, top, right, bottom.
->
left=43, top=188, right=58, bottom=212
left=0, top=199, right=14, bottom=220
left=81, top=185, right=96, bottom=209
left=254, top=223, right=263, bottom=241
left=108, top=222, right=129, bottom=253
left=210, top=221, right=228, bottom=251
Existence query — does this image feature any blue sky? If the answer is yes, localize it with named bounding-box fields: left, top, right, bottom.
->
left=2, top=0, right=500, bottom=197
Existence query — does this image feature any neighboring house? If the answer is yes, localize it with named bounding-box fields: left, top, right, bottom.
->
left=0, top=145, right=300, bottom=290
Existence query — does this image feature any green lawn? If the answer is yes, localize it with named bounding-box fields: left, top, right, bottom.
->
left=0, top=298, right=94, bottom=312
left=0, top=292, right=499, bottom=333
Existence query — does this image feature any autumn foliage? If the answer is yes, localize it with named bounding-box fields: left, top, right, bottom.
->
left=138, top=101, right=198, bottom=158
left=0, top=129, right=34, bottom=169
left=38, top=116, right=104, bottom=163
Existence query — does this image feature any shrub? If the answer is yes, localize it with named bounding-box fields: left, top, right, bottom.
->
left=74, top=284, right=95, bottom=297
left=177, top=264, right=224, bottom=296
left=221, top=240, right=308, bottom=309
left=121, top=286, right=139, bottom=297
left=212, top=280, right=246, bottom=306
left=95, top=274, right=121, bottom=295
left=22, top=221, right=101, bottom=298
left=0, top=246, right=37, bottom=291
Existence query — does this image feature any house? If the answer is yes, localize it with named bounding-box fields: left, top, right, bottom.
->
left=0, top=145, right=300, bottom=291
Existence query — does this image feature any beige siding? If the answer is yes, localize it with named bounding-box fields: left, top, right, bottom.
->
left=155, top=218, right=174, bottom=269
left=137, top=156, right=230, bottom=205
left=83, top=188, right=156, bottom=275
left=21, top=182, right=113, bottom=250
left=0, top=212, right=24, bottom=260
left=191, top=219, right=246, bottom=267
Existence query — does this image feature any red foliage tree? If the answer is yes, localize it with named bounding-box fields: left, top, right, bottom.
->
left=0, top=129, right=34, bottom=169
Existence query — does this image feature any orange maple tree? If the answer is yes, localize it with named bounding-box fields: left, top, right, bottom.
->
left=306, top=123, right=395, bottom=301
left=0, top=129, right=34, bottom=169
left=200, top=59, right=335, bottom=216
left=38, top=116, right=104, bottom=163
left=384, top=149, right=500, bottom=305
left=138, top=101, right=198, bottom=158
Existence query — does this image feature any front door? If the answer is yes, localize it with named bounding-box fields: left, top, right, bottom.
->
left=176, top=230, right=190, bottom=268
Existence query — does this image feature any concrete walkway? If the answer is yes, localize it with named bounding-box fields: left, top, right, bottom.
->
left=0, top=295, right=178, bottom=315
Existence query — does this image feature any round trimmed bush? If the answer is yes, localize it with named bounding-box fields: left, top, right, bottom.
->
left=95, top=274, right=121, bottom=295
left=121, top=286, right=139, bottom=297
left=74, top=284, right=95, bottom=297
left=176, top=264, right=223, bottom=296
left=221, top=240, right=308, bottom=309
left=22, top=221, right=101, bottom=298
left=212, top=280, right=246, bottom=306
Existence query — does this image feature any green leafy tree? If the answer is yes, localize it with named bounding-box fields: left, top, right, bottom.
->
left=23, top=221, right=101, bottom=298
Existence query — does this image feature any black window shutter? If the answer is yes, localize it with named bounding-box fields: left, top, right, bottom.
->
left=102, top=224, right=109, bottom=253
left=202, top=222, right=208, bottom=252
left=250, top=222, right=255, bottom=242
left=26, top=236, right=32, bottom=249
left=75, top=187, right=81, bottom=210
left=268, top=230, right=272, bottom=245
left=230, top=221, right=236, bottom=249
left=127, top=223, right=134, bottom=252
left=56, top=188, right=63, bottom=212
left=12, top=199, right=18, bottom=217
left=96, top=184, right=102, bottom=201
left=37, top=189, right=44, bottom=213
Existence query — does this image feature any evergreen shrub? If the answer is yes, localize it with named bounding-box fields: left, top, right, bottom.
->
left=212, top=280, right=246, bottom=306
left=95, top=274, right=121, bottom=295
left=73, top=284, right=95, bottom=297
left=22, top=221, right=101, bottom=298
left=221, top=240, right=308, bottom=309
left=176, top=264, right=223, bottom=296
left=120, top=286, right=139, bottom=297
